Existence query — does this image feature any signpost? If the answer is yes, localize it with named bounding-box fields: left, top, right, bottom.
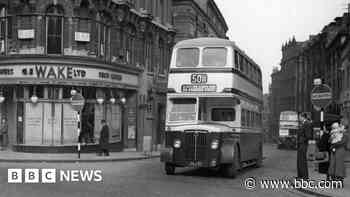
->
left=70, top=93, right=85, bottom=159
left=311, top=80, right=332, bottom=129
left=309, top=79, right=332, bottom=161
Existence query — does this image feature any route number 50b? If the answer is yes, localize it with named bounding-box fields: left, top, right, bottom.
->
left=191, top=74, right=208, bottom=84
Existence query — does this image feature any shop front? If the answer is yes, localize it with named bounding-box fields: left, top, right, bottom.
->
left=0, top=62, right=139, bottom=152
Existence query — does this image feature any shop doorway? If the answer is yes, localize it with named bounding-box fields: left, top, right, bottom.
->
left=81, top=103, right=95, bottom=144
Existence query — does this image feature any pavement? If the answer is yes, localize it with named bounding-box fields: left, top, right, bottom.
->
left=298, top=155, right=350, bottom=197
left=0, top=149, right=160, bottom=162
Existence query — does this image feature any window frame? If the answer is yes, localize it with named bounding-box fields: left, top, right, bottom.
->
left=175, top=47, right=200, bottom=68
left=211, top=107, right=236, bottom=122
left=202, top=47, right=228, bottom=67
left=45, top=7, right=64, bottom=55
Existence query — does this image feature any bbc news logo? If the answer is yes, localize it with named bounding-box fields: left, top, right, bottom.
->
left=8, top=169, right=103, bottom=183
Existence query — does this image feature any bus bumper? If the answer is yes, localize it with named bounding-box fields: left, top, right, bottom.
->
left=161, top=146, right=220, bottom=168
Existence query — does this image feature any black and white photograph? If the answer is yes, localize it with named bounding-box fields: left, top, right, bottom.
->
left=0, top=0, right=349, bottom=196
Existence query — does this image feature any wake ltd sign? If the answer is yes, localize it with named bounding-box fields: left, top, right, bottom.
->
left=22, top=66, right=86, bottom=79
left=0, top=65, right=138, bottom=86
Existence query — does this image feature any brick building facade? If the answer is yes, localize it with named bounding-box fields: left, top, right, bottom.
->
left=172, top=0, right=228, bottom=42
left=270, top=12, right=350, bottom=138
left=0, top=0, right=176, bottom=152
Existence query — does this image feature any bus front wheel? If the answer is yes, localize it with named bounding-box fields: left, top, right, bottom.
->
left=223, top=145, right=240, bottom=178
left=165, top=163, right=175, bottom=175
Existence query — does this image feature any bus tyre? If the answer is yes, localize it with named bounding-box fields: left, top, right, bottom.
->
left=224, top=145, right=240, bottom=178
left=254, top=143, right=263, bottom=168
left=165, top=163, right=175, bottom=175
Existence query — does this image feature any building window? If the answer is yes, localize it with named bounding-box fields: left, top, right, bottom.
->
left=239, top=54, right=244, bottom=72
left=159, top=38, right=165, bottom=74
left=160, top=0, right=164, bottom=23
left=234, top=50, right=239, bottom=69
left=146, top=35, right=153, bottom=72
left=0, top=7, right=6, bottom=54
left=46, top=6, right=64, bottom=54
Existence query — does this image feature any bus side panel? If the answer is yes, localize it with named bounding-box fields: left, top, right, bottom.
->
left=238, top=132, right=262, bottom=162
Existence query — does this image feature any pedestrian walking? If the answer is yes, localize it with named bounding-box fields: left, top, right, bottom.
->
left=99, top=119, right=110, bottom=156
left=328, top=118, right=348, bottom=184
left=0, top=118, right=8, bottom=150
left=297, top=113, right=313, bottom=179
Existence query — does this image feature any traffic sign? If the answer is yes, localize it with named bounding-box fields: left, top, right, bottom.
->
left=70, top=93, right=85, bottom=111
left=311, top=83, right=332, bottom=110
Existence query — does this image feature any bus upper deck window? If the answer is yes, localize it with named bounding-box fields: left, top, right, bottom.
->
left=176, top=48, right=199, bottom=67
left=202, top=47, right=227, bottom=67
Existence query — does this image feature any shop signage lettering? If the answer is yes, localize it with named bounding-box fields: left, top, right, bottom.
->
left=22, top=66, right=86, bottom=79
left=98, top=72, right=122, bottom=81
left=0, top=65, right=138, bottom=86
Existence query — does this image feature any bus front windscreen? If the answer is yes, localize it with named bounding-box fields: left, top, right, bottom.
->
left=168, top=98, right=197, bottom=122
left=176, top=48, right=199, bottom=67
left=202, top=47, right=227, bottom=67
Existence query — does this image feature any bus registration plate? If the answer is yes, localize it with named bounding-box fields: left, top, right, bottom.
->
left=181, top=84, right=217, bottom=92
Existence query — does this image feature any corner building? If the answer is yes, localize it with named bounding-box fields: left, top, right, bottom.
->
left=0, top=0, right=175, bottom=152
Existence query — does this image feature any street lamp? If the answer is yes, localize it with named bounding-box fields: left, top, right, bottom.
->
left=0, top=95, right=5, bottom=103
left=120, top=97, right=126, bottom=104
left=31, top=95, right=38, bottom=103
left=97, top=97, right=104, bottom=105
left=110, top=97, right=116, bottom=104
left=70, top=88, right=77, bottom=96
left=31, top=86, right=38, bottom=103
left=110, top=89, right=116, bottom=104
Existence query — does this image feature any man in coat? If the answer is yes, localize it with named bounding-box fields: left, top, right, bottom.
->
left=297, top=113, right=313, bottom=179
left=99, top=120, right=110, bottom=156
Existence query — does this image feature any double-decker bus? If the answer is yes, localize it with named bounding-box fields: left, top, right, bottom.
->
left=160, top=37, right=263, bottom=177
left=278, top=111, right=299, bottom=149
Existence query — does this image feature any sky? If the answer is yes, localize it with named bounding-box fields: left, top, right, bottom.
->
left=215, top=0, right=349, bottom=93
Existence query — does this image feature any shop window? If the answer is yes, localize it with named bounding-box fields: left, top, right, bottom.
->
left=46, top=5, right=64, bottom=54
left=16, top=86, right=24, bottom=99
left=62, top=87, right=72, bottom=99
left=82, top=87, right=96, bottom=99
left=48, top=87, right=60, bottom=99
left=29, top=86, right=44, bottom=98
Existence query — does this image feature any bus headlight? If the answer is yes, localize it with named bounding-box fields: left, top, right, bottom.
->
left=211, top=139, right=219, bottom=149
left=173, top=139, right=181, bottom=148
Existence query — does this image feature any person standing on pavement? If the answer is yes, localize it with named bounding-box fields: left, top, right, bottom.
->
left=328, top=118, right=348, bottom=184
left=317, top=123, right=331, bottom=180
left=99, top=119, right=110, bottom=156
left=0, top=118, right=8, bottom=150
left=297, top=113, right=313, bottom=179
